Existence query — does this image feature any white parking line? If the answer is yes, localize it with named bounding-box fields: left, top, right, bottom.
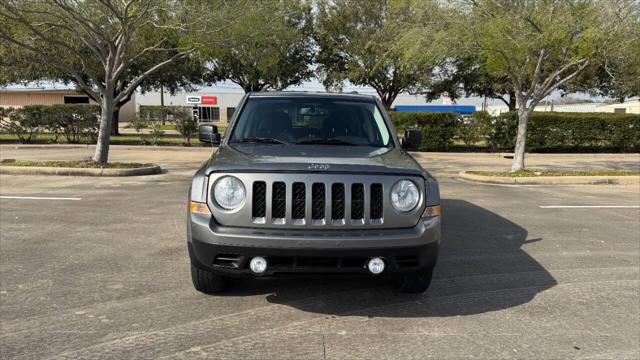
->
left=540, top=205, right=639, bottom=209
left=0, top=196, right=82, bottom=201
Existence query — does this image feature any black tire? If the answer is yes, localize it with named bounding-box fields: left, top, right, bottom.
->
left=191, top=265, right=230, bottom=294
left=395, top=266, right=435, bottom=293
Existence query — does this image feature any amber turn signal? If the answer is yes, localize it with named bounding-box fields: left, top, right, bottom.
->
left=189, top=201, right=211, bottom=215
left=423, top=205, right=441, bottom=217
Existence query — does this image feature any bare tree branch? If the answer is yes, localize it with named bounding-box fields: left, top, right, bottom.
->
left=115, top=51, right=190, bottom=104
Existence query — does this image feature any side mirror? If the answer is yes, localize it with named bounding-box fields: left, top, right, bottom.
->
left=401, top=129, right=421, bottom=150
left=199, top=124, right=220, bottom=145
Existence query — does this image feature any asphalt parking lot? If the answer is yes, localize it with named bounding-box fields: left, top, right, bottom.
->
left=1, top=146, right=639, bottom=359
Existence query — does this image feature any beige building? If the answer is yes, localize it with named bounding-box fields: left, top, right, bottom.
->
left=0, top=86, right=136, bottom=122
left=595, top=100, right=640, bottom=114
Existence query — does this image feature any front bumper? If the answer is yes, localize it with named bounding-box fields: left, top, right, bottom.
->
left=188, top=213, right=440, bottom=277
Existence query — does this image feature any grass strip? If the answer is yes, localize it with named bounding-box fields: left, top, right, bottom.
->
left=0, top=159, right=152, bottom=169
left=0, top=133, right=203, bottom=146
left=468, top=169, right=640, bottom=177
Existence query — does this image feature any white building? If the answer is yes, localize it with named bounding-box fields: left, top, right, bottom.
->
left=486, top=100, right=640, bottom=116
left=136, top=86, right=245, bottom=124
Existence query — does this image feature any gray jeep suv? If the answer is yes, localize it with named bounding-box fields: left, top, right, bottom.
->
left=187, top=92, right=441, bottom=293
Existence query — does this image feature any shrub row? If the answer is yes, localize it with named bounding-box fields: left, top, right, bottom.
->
left=2, top=105, right=638, bottom=150
left=495, top=112, right=639, bottom=151
left=128, top=108, right=198, bottom=145
left=138, top=105, right=191, bottom=123
left=389, top=111, right=640, bottom=152
left=389, top=111, right=458, bottom=151
left=0, top=105, right=100, bottom=144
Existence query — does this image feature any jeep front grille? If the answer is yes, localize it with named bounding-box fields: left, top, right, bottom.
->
left=250, top=179, right=384, bottom=226
left=208, top=173, right=425, bottom=229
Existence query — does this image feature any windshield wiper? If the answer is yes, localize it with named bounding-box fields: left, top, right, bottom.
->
left=230, top=137, right=286, bottom=145
left=296, top=138, right=361, bottom=146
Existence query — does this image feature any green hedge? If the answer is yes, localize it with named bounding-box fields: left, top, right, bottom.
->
left=0, top=105, right=100, bottom=144
left=493, top=112, right=640, bottom=151
left=389, top=111, right=458, bottom=151
left=390, top=111, right=640, bottom=152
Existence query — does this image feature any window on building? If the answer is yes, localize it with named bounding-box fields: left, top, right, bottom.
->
left=63, top=96, right=89, bottom=104
left=211, top=107, right=220, bottom=122
left=197, top=106, right=220, bottom=122
left=227, top=107, right=235, bottom=121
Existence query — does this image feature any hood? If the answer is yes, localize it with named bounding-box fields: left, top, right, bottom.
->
left=203, top=144, right=425, bottom=177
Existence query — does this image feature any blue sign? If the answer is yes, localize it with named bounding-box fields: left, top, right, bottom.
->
left=393, top=105, right=476, bottom=114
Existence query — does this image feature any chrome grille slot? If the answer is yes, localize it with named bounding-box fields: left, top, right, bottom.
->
left=370, top=183, right=383, bottom=221
left=351, top=183, right=364, bottom=224
left=252, top=181, right=266, bottom=219
left=272, top=182, right=286, bottom=223
left=311, top=183, right=325, bottom=221
left=331, top=183, right=345, bottom=223
left=292, top=182, right=306, bottom=224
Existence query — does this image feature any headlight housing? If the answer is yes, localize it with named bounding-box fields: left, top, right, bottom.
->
left=390, top=180, right=419, bottom=212
left=213, top=176, right=246, bottom=210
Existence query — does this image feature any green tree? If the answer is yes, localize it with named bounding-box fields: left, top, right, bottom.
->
left=138, top=57, right=205, bottom=125
left=201, top=0, right=314, bottom=92
left=175, top=108, right=198, bottom=145
left=571, top=16, right=640, bottom=102
left=0, top=0, right=196, bottom=163
left=315, top=0, right=448, bottom=109
left=428, top=55, right=517, bottom=111
left=459, top=0, right=636, bottom=171
left=0, top=2, right=211, bottom=137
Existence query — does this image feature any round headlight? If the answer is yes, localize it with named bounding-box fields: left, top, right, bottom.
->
left=213, top=176, right=246, bottom=210
left=391, top=180, right=419, bottom=212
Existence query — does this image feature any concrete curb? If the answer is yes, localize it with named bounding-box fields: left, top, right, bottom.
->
left=0, top=164, right=162, bottom=177
left=409, top=151, right=513, bottom=158
left=458, top=171, right=640, bottom=185
left=0, top=144, right=216, bottom=152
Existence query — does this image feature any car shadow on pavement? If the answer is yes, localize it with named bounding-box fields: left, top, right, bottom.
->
left=225, top=199, right=557, bottom=317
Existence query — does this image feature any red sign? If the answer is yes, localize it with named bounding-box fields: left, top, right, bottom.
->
left=201, top=96, right=217, bottom=105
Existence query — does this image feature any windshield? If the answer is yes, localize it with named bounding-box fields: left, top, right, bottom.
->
left=229, top=97, right=393, bottom=148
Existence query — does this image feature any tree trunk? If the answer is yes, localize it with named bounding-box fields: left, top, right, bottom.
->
left=94, top=92, right=114, bottom=164
left=511, top=107, right=531, bottom=172
left=508, top=91, right=517, bottom=111
left=377, top=90, right=397, bottom=111
left=160, top=84, right=165, bottom=125
left=110, top=107, right=120, bottom=135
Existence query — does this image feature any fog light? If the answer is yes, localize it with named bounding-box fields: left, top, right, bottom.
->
left=249, top=257, right=268, bottom=274
left=367, top=258, right=385, bottom=274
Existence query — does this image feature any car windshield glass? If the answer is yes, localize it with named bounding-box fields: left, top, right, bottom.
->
left=228, top=97, right=393, bottom=147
